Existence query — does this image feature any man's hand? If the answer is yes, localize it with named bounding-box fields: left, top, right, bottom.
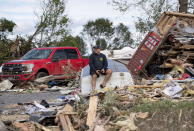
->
left=101, top=69, right=105, bottom=73
left=96, top=70, right=100, bottom=75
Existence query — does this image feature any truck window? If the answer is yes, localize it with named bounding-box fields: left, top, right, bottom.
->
left=64, top=49, right=78, bottom=59
left=22, top=49, right=53, bottom=60
left=53, top=49, right=67, bottom=60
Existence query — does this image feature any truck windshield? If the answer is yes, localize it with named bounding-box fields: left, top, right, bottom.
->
left=21, top=49, right=53, bottom=60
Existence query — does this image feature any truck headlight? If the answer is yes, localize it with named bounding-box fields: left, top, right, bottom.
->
left=0, top=65, right=3, bottom=73
left=22, top=64, right=34, bottom=73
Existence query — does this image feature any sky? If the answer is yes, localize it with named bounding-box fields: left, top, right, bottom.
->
left=0, top=0, right=143, bottom=38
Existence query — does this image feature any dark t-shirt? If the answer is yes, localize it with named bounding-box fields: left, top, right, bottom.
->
left=89, top=53, right=108, bottom=74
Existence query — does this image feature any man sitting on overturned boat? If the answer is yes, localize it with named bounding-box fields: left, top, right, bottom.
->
left=89, top=45, right=112, bottom=90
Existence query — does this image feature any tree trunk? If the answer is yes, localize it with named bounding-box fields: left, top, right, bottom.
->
left=178, top=0, right=188, bottom=13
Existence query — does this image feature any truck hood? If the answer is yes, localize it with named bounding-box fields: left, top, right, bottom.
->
left=5, top=59, right=47, bottom=64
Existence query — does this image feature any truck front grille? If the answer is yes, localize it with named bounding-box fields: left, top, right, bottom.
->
left=2, top=64, right=25, bottom=75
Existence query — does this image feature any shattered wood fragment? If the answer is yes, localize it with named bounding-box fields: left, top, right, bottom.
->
left=58, top=104, right=75, bottom=131
left=64, top=115, right=75, bottom=131
left=61, top=112, right=78, bottom=115
left=0, top=115, right=29, bottom=122
left=94, top=125, right=106, bottom=131
left=86, top=96, right=98, bottom=128
left=180, top=44, right=194, bottom=49
left=136, top=112, right=149, bottom=119
left=128, top=85, right=163, bottom=88
left=13, top=122, right=35, bottom=131
left=59, top=114, right=69, bottom=131
left=13, top=122, right=51, bottom=131
left=34, top=122, right=52, bottom=131
left=47, top=126, right=60, bottom=131
left=63, top=104, right=73, bottom=112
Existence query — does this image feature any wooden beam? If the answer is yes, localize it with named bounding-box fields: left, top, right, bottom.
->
left=59, top=104, right=75, bottom=131
left=86, top=96, right=98, bottom=128
left=165, top=12, right=194, bottom=18
left=59, top=114, right=69, bottom=131
left=180, top=45, right=194, bottom=49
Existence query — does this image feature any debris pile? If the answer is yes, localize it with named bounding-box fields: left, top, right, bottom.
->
left=1, top=12, right=194, bottom=131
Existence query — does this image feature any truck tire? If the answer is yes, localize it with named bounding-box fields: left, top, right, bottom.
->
left=36, top=72, right=48, bottom=79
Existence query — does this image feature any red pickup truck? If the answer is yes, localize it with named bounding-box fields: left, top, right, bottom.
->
left=0, top=47, right=89, bottom=81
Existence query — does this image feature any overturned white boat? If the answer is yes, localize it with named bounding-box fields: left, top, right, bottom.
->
left=80, top=60, right=134, bottom=95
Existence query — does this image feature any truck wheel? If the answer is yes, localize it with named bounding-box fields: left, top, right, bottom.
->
left=36, top=72, right=48, bottom=79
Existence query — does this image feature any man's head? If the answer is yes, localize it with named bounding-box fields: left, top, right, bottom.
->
left=93, top=45, right=101, bottom=54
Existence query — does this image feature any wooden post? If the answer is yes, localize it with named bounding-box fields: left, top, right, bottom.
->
left=59, top=104, right=75, bottom=131
left=86, top=96, right=98, bottom=128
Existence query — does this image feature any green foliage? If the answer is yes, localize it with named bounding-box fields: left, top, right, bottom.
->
left=82, top=18, right=114, bottom=50
left=0, top=18, right=16, bottom=40
left=130, top=100, right=194, bottom=113
left=83, top=18, right=134, bottom=50
left=75, top=36, right=87, bottom=55
left=30, top=0, right=69, bottom=46
left=83, top=18, right=114, bottom=40
left=111, top=23, right=134, bottom=49
left=111, top=0, right=194, bottom=34
left=100, top=91, right=119, bottom=108
left=96, top=38, right=107, bottom=50
left=50, top=35, right=87, bottom=55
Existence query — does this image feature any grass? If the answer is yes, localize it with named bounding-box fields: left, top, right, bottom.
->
left=130, top=99, right=194, bottom=113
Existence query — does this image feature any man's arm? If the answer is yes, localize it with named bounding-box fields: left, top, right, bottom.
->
left=89, top=55, right=96, bottom=71
left=103, top=54, right=108, bottom=69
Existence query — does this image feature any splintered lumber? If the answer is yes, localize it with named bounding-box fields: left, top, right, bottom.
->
left=160, top=63, right=174, bottom=68
left=183, top=52, right=194, bottom=57
left=59, top=104, right=75, bottom=131
left=59, top=115, right=69, bottom=131
left=13, top=122, right=51, bottom=131
left=165, top=12, right=194, bottom=18
left=86, top=96, right=98, bottom=127
left=128, top=85, right=163, bottom=88
left=180, top=45, right=194, bottom=49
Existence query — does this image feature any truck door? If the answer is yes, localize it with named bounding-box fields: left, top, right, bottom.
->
left=64, top=49, right=83, bottom=72
left=51, top=49, right=68, bottom=75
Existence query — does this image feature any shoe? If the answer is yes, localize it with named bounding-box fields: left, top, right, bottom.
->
left=100, top=84, right=105, bottom=88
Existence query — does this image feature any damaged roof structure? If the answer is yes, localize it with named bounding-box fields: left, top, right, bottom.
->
left=128, top=12, right=194, bottom=78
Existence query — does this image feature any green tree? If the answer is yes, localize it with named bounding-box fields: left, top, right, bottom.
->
left=50, top=35, right=87, bottom=55
left=111, top=0, right=194, bottom=34
left=82, top=19, right=134, bottom=51
left=82, top=18, right=114, bottom=49
left=29, top=0, right=69, bottom=46
left=111, top=23, right=134, bottom=49
left=96, top=38, right=107, bottom=50
left=0, top=18, right=16, bottom=63
left=75, top=36, right=87, bottom=55
left=0, top=18, right=16, bottom=41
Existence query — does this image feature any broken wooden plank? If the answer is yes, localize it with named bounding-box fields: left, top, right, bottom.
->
left=58, top=104, right=75, bottom=131
left=61, top=112, right=78, bottom=115
left=86, top=96, right=98, bottom=128
left=34, top=122, right=52, bottom=131
left=0, top=115, right=29, bottom=122
left=166, top=12, right=194, bottom=18
left=128, top=85, right=163, bottom=88
left=47, top=126, right=60, bottom=131
left=63, top=104, right=73, bottom=112
left=59, top=114, right=69, bottom=131
left=64, top=115, right=75, bottom=131
left=13, top=122, right=51, bottom=131
left=180, top=44, right=194, bottom=49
